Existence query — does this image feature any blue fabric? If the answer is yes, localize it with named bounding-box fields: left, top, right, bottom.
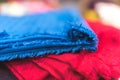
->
left=0, top=9, right=98, bottom=61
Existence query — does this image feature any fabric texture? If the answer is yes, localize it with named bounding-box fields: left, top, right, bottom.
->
left=5, top=21, right=120, bottom=80
left=0, top=9, right=98, bottom=61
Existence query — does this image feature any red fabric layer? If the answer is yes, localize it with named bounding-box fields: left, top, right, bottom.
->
left=5, top=21, right=120, bottom=80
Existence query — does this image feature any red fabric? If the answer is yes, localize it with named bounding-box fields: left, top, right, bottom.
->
left=5, top=21, right=120, bottom=80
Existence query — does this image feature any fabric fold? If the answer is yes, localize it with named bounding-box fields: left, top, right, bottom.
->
left=0, top=9, right=98, bottom=61
left=5, top=20, right=120, bottom=80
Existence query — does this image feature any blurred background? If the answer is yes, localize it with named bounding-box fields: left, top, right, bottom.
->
left=0, top=0, right=120, bottom=29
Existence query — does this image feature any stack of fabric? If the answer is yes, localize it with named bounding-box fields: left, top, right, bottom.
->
left=0, top=9, right=120, bottom=80
left=0, top=9, right=98, bottom=61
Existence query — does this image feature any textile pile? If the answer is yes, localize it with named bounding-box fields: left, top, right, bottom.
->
left=0, top=9, right=120, bottom=80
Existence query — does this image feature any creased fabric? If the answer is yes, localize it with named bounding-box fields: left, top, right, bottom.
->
left=0, top=9, right=98, bottom=61
left=5, top=21, right=120, bottom=80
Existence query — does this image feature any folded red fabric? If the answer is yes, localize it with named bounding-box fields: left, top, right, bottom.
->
left=5, top=21, right=120, bottom=80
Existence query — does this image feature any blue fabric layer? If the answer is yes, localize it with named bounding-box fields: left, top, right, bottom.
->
left=0, top=9, right=98, bottom=61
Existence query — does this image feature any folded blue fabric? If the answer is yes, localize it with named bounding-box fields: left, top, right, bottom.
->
left=0, top=9, right=98, bottom=61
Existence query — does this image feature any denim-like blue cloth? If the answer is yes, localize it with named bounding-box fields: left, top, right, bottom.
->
left=0, top=9, right=98, bottom=61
